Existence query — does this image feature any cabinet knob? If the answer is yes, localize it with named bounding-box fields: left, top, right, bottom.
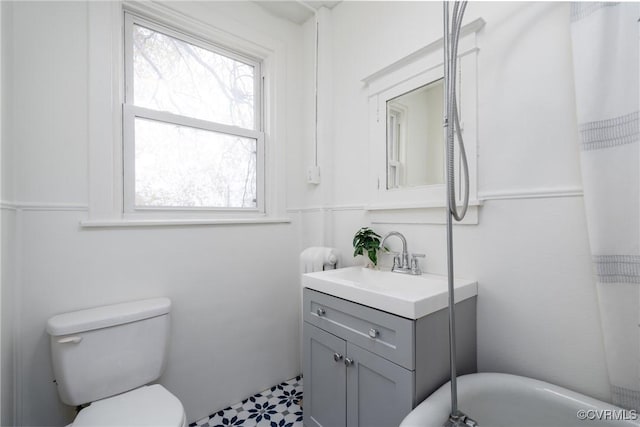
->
left=344, top=357, right=354, bottom=367
left=333, top=352, right=343, bottom=362
left=316, top=308, right=326, bottom=316
left=368, top=328, right=379, bottom=339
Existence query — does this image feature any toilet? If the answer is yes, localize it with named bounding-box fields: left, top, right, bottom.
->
left=46, top=298, right=187, bottom=427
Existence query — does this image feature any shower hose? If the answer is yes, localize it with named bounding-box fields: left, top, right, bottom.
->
left=446, top=1, right=470, bottom=222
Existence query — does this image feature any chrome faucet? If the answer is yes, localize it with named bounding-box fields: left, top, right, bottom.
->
left=380, top=231, right=425, bottom=275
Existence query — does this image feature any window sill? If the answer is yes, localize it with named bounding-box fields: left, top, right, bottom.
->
left=80, top=217, right=291, bottom=228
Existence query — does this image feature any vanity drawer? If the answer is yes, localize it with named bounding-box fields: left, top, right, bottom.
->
left=303, top=288, right=415, bottom=370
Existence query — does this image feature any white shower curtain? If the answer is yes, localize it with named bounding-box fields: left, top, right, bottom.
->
left=570, top=2, right=640, bottom=410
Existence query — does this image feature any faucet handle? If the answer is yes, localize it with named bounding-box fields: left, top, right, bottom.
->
left=410, top=253, right=425, bottom=275
left=387, top=252, right=401, bottom=269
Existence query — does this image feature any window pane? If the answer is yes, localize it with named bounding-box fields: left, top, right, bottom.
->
left=133, top=24, right=255, bottom=129
left=134, top=118, right=257, bottom=208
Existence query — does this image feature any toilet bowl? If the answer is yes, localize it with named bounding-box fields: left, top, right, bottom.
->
left=72, top=385, right=187, bottom=427
left=47, top=298, right=187, bottom=426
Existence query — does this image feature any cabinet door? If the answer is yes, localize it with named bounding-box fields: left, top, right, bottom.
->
left=346, top=343, right=413, bottom=427
left=304, top=323, right=347, bottom=427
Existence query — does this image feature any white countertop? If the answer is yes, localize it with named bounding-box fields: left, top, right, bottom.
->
left=302, top=266, right=477, bottom=319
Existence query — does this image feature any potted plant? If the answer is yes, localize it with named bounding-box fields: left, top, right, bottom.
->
left=353, top=227, right=383, bottom=268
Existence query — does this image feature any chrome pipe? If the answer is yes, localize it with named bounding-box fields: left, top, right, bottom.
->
left=443, top=1, right=459, bottom=419
left=443, top=2, right=477, bottom=426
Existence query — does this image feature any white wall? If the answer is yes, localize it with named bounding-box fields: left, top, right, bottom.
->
left=3, top=1, right=306, bottom=425
left=402, top=89, right=430, bottom=187
left=304, top=0, right=611, bottom=402
left=0, top=208, right=14, bottom=427
left=1, top=1, right=15, bottom=425
left=424, top=83, right=444, bottom=186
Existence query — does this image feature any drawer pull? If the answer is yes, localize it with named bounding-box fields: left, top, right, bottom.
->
left=344, top=357, right=354, bottom=367
left=333, top=352, right=343, bottom=362
left=316, top=308, right=326, bottom=316
left=368, top=328, right=379, bottom=339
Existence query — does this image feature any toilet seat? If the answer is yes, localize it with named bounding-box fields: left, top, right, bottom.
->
left=73, top=384, right=186, bottom=427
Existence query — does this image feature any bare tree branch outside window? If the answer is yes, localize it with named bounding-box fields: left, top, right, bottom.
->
left=131, top=23, right=258, bottom=209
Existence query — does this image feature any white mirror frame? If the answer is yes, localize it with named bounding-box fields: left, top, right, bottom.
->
left=363, top=18, right=485, bottom=223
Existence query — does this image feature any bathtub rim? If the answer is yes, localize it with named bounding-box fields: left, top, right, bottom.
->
left=400, top=372, right=640, bottom=427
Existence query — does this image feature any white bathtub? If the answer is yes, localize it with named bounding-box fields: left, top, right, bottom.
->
left=400, top=373, right=640, bottom=427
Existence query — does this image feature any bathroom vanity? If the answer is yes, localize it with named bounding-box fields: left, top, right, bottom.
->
left=302, top=267, right=477, bottom=427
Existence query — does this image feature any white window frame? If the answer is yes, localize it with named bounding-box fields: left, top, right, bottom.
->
left=84, top=1, right=289, bottom=226
left=386, top=103, right=406, bottom=189
left=123, top=13, right=265, bottom=215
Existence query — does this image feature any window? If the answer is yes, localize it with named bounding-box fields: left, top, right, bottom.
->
left=123, top=13, right=264, bottom=213
left=386, top=105, right=404, bottom=189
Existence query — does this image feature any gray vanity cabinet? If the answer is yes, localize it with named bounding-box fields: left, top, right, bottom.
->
left=303, top=288, right=477, bottom=427
left=304, top=323, right=346, bottom=427
left=304, top=323, right=412, bottom=427
left=345, top=342, right=413, bottom=427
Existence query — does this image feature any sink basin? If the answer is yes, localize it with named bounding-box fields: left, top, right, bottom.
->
left=302, top=266, right=477, bottom=319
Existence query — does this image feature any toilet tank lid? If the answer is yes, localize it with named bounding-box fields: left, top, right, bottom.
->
left=46, top=298, right=171, bottom=336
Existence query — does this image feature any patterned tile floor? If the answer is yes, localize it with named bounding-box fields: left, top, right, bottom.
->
left=191, top=376, right=303, bottom=427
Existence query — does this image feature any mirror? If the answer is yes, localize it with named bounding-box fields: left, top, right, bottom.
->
left=386, top=78, right=444, bottom=189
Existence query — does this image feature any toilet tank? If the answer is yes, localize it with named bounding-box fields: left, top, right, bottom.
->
left=46, top=298, right=171, bottom=406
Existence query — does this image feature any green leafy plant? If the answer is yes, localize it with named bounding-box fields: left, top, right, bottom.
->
left=353, top=227, right=383, bottom=267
